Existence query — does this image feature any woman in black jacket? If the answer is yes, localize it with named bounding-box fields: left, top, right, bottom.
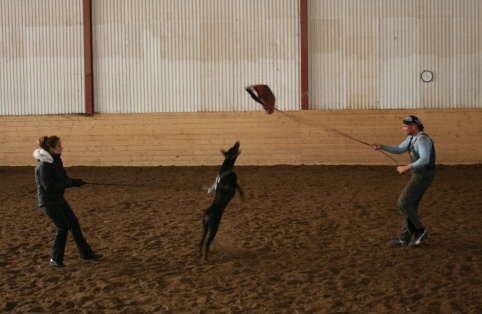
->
left=34, top=136, right=102, bottom=268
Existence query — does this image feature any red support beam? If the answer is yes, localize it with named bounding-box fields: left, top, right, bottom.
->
left=83, top=0, right=94, bottom=115
left=300, top=0, right=309, bottom=110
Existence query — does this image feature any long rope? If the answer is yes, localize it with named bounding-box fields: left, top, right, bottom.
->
left=85, top=182, right=154, bottom=187
left=263, top=104, right=400, bottom=166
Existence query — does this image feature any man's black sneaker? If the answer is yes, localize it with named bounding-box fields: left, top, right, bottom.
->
left=388, top=237, right=408, bottom=247
left=409, top=230, right=428, bottom=247
left=84, top=253, right=103, bottom=260
left=50, top=259, right=65, bottom=268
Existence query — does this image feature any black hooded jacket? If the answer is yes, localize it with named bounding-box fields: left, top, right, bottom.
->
left=34, top=149, right=75, bottom=207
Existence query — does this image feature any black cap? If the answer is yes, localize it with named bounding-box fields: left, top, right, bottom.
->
left=403, top=115, right=424, bottom=131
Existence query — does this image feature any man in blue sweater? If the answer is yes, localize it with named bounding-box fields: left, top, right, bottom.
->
left=371, top=115, right=436, bottom=247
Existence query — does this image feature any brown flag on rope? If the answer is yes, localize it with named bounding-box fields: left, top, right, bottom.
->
left=245, top=85, right=276, bottom=114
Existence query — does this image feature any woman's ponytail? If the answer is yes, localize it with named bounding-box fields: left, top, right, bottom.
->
left=37, top=136, right=60, bottom=151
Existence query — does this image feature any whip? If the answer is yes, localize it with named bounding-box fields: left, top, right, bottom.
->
left=246, top=85, right=400, bottom=166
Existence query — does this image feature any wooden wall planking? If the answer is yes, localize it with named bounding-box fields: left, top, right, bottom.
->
left=1, top=109, right=481, bottom=167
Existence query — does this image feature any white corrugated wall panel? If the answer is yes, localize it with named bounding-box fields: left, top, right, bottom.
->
left=452, top=0, right=482, bottom=109
left=199, top=0, right=300, bottom=113
left=308, top=1, right=345, bottom=110
left=92, top=0, right=300, bottom=113
left=0, top=0, right=84, bottom=115
left=2, top=0, right=479, bottom=116
left=379, top=1, right=419, bottom=110
left=419, top=0, right=454, bottom=109
left=309, top=0, right=481, bottom=110
left=344, top=0, right=380, bottom=110
left=309, top=0, right=382, bottom=110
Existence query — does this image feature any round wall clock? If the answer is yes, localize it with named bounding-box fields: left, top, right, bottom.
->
left=421, top=70, right=433, bottom=82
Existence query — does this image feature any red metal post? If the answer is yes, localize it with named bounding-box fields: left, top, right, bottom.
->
left=300, top=0, right=309, bottom=110
left=83, top=0, right=94, bottom=115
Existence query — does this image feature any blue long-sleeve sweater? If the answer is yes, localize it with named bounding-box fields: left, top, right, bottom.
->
left=380, top=132, right=433, bottom=169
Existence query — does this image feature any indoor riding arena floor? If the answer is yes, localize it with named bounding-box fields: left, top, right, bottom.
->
left=1, top=165, right=481, bottom=313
